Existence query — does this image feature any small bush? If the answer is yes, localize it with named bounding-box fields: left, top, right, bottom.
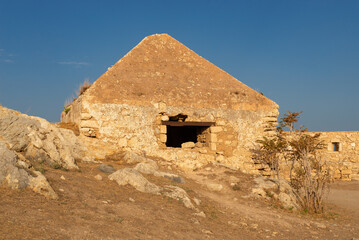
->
left=35, top=167, right=46, bottom=174
left=63, top=106, right=71, bottom=114
left=232, top=184, right=241, bottom=191
left=51, top=163, right=61, bottom=169
left=252, top=111, right=331, bottom=214
left=265, top=190, right=274, bottom=198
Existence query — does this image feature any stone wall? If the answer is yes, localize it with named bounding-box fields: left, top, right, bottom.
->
left=61, top=98, right=359, bottom=181
left=315, top=131, right=359, bottom=181
left=62, top=96, right=279, bottom=172
left=258, top=131, right=359, bottom=181
left=61, top=95, right=83, bottom=127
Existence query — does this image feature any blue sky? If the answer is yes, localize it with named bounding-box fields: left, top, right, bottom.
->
left=0, top=0, right=358, bottom=131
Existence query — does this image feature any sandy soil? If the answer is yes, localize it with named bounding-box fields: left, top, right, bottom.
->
left=0, top=161, right=358, bottom=240
left=326, top=181, right=359, bottom=219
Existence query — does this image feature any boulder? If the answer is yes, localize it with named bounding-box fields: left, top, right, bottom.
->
left=122, top=151, right=148, bottom=164
left=0, top=141, right=29, bottom=189
left=98, top=164, right=116, bottom=173
left=163, top=185, right=195, bottom=209
left=108, top=168, right=161, bottom=194
left=206, top=183, right=223, bottom=192
left=0, top=140, right=58, bottom=199
left=134, top=159, right=159, bottom=174
left=29, top=171, right=58, bottom=199
left=154, top=171, right=185, bottom=183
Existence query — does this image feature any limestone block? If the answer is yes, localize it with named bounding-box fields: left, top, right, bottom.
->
left=216, top=155, right=225, bottom=162
left=209, top=134, right=217, bottom=143
left=160, top=125, right=167, bottom=134
left=80, top=127, right=96, bottom=137
left=161, top=115, right=169, bottom=121
left=195, top=142, right=203, bottom=148
left=118, top=138, right=127, bottom=147
left=181, top=142, right=195, bottom=149
left=341, top=169, right=351, bottom=175
left=80, top=120, right=98, bottom=128
left=128, top=138, right=138, bottom=148
left=81, top=113, right=92, bottom=120
left=160, top=134, right=167, bottom=143
left=210, top=143, right=216, bottom=151
left=225, top=141, right=231, bottom=145
left=121, top=109, right=131, bottom=116
left=159, top=102, right=166, bottom=112
left=217, top=120, right=225, bottom=126
left=210, top=126, right=222, bottom=133
left=199, top=149, right=207, bottom=154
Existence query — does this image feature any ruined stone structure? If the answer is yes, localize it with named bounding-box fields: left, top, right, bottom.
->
left=316, top=132, right=359, bottom=181
left=61, top=34, right=279, bottom=172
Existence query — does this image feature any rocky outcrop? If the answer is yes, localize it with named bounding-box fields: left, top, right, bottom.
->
left=0, top=106, right=91, bottom=170
left=0, top=105, right=94, bottom=199
left=0, top=140, right=58, bottom=199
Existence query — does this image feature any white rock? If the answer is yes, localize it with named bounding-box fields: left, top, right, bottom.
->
left=109, top=168, right=161, bottom=194
left=207, top=183, right=223, bottom=192
left=122, top=151, right=147, bottom=164
left=194, top=211, right=206, bottom=218
left=181, top=142, right=195, bottom=148
left=134, top=159, right=158, bottom=174
left=29, top=171, right=58, bottom=199
left=193, top=197, right=201, bottom=206
left=163, top=185, right=195, bottom=209
left=94, top=174, right=103, bottom=180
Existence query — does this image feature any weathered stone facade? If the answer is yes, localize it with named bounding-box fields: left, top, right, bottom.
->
left=316, top=131, right=359, bottom=181
left=61, top=34, right=279, bottom=172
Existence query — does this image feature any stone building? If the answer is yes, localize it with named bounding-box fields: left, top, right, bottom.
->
left=316, top=131, right=359, bottom=180
left=61, top=34, right=279, bottom=172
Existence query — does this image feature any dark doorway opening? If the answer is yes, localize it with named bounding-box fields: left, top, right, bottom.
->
left=166, top=125, right=209, bottom=148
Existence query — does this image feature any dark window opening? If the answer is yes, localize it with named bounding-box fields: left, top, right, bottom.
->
left=166, top=125, right=209, bottom=148
left=332, top=142, right=340, bottom=152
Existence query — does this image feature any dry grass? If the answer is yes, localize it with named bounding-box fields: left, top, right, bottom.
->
left=76, top=78, right=92, bottom=97
left=63, top=79, right=92, bottom=109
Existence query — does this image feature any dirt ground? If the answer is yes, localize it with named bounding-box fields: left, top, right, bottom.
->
left=0, top=160, right=358, bottom=240
left=326, top=181, right=359, bottom=219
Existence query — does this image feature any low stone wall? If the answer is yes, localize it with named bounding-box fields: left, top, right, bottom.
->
left=259, top=131, right=359, bottom=181
left=316, top=131, right=359, bottom=181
